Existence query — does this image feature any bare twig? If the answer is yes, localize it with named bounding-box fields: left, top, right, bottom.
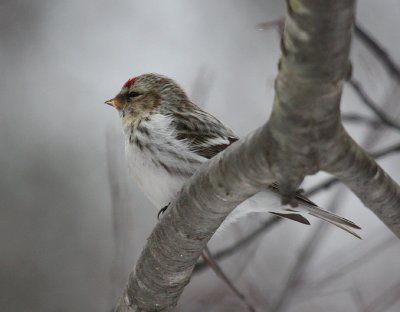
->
left=341, top=113, right=381, bottom=127
left=371, top=142, right=400, bottom=158
left=258, top=20, right=400, bottom=84
left=201, top=247, right=256, bottom=312
left=193, top=217, right=281, bottom=274
left=348, top=79, right=400, bottom=131
left=354, top=24, right=400, bottom=82
left=304, top=236, right=397, bottom=289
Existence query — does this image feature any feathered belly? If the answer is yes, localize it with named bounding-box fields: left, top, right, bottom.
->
left=125, top=142, right=193, bottom=208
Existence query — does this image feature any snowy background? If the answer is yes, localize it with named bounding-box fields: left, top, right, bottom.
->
left=1, top=1, right=400, bottom=311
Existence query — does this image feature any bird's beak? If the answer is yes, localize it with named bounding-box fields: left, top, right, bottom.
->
left=104, top=98, right=124, bottom=109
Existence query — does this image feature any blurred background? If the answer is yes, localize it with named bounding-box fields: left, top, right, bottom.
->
left=1, top=0, right=400, bottom=311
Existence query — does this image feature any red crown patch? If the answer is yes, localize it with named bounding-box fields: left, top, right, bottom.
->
left=123, top=76, right=138, bottom=88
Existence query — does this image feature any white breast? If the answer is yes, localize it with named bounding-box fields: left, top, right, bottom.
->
left=125, top=143, right=188, bottom=207
left=124, top=113, right=205, bottom=208
left=123, top=113, right=284, bottom=232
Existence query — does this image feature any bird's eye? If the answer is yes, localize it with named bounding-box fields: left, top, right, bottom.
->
left=128, top=91, right=141, bottom=98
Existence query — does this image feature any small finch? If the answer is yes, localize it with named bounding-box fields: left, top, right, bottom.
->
left=105, top=73, right=361, bottom=238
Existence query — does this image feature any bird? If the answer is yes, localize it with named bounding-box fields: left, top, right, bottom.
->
left=105, top=73, right=361, bottom=238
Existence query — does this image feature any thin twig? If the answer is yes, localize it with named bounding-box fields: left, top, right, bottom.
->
left=342, top=113, right=381, bottom=127
left=193, top=217, right=281, bottom=274
left=354, top=24, right=400, bottom=82
left=258, top=19, right=400, bottom=134
left=370, top=142, right=400, bottom=158
left=201, top=247, right=257, bottom=312
left=348, top=79, right=400, bottom=131
left=258, top=21, right=400, bottom=84
left=303, top=236, right=397, bottom=289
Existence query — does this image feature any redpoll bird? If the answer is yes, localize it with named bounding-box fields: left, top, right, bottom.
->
left=105, top=73, right=361, bottom=238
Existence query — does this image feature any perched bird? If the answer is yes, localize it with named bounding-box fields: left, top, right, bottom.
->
left=105, top=73, right=361, bottom=238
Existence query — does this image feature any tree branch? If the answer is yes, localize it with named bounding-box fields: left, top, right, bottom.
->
left=264, top=0, right=355, bottom=201
left=304, top=236, right=397, bottom=289
left=115, top=1, right=400, bottom=310
left=201, top=247, right=256, bottom=312
left=348, top=79, right=400, bottom=130
left=193, top=216, right=281, bottom=274
left=354, top=24, right=400, bottom=82
left=258, top=20, right=400, bottom=84
left=323, top=132, right=400, bottom=236
left=342, top=113, right=381, bottom=128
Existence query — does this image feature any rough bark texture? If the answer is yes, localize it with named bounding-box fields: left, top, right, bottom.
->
left=325, top=131, right=400, bottom=237
left=115, top=1, right=400, bottom=311
left=265, top=0, right=354, bottom=201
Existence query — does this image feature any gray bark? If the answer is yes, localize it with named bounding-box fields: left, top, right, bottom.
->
left=115, top=0, right=400, bottom=311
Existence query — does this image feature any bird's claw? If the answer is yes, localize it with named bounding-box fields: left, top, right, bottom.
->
left=157, top=203, right=170, bottom=220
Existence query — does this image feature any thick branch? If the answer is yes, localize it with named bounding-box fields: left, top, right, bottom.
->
left=323, top=130, right=400, bottom=237
left=265, top=0, right=354, bottom=201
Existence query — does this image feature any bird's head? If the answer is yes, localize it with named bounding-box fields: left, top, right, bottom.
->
left=105, top=73, right=189, bottom=119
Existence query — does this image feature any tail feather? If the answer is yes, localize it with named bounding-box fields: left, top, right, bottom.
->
left=293, top=197, right=362, bottom=239
left=269, top=212, right=311, bottom=225
left=308, top=211, right=362, bottom=239
left=267, top=183, right=361, bottom=239
left=218, top=187, right=362, bottom=238
left=304, top=205, right=361, bottom=230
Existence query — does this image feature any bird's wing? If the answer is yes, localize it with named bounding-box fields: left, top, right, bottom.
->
left=170, top=105, right=238, bottom=159
left=168, top=103, right=361, bottom=238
